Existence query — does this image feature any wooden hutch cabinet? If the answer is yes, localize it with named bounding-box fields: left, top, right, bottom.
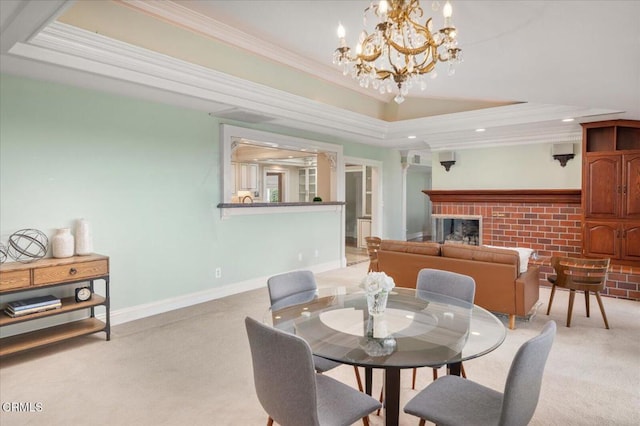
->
left=581, top=120, right=640, bottom=263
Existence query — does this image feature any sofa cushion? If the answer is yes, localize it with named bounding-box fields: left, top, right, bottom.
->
left=442, top=244, right=519, bottom=268
left=485, top=245, right=534, bottom=273
left=380, top=240, right=441, bottom=256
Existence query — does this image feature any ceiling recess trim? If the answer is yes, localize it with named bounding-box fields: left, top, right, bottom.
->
left=3, top=19, right=624, bottom=151
left=119, top=0, right=390, bottom=102
left=19, top=22, right=390, bottom=141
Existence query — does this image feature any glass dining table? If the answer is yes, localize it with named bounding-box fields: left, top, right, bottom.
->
left=265, top=286, right=506, bottom=426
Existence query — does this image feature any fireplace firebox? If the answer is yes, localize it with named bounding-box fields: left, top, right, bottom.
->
left=432, top=214, right=482, bottom=245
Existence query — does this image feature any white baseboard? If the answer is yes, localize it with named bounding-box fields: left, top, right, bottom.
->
left=100, top=260, right=342, bottom=326
left=406, top=231, right=427, bottom=241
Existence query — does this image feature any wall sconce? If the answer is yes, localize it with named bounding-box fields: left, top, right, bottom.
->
left=439, top=151, right=456, bottom=172
left=552, top=143, right=575, bottom=167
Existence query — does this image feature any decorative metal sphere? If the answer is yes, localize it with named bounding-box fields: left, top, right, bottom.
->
left=7, top=229, right=48, bottom=263
left=0, top=242, right=7, bottom=264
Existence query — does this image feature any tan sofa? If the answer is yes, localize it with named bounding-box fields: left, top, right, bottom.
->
left=376, top=240, right=540, bottom=329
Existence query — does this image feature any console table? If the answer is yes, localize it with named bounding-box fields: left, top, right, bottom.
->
left=0, top=254, right=110, bottom=357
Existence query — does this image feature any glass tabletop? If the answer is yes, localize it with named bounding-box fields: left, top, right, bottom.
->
left=265, top=286, right=506, bottom=369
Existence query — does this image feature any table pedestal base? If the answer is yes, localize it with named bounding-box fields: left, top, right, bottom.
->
left=364, top=362, right=462, bottom=426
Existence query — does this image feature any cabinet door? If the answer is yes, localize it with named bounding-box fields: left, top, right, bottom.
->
left=583, top=221, right=619, bottom=258
left=357, top=219, right=371, bottom=249
left=298, top=168, right=308, bottom=201
left=584, top=155, right=621, bottom=218
left=297, top=168, right=317, bottom=202
left=621, top=223, right=640, bottom=261
left=240, top=164, right=258, bottom=190
left=622, top=154, right=640, bottom=218
left=308, top=168, right=317, bottom=199
left=364, top=166, right=372, bottom=216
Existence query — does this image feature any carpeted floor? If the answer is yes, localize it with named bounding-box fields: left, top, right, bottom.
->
left=346, top=245, right=369, bottom=266
left=1, top=261, right=638, bottom=425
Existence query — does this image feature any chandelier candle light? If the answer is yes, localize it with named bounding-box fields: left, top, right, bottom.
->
left=333, top=0, right=463, bottom=103
left=361, top=271, right=396, bottom=316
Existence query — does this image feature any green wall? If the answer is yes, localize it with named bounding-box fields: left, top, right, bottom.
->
left=1, top=74, right=581, bottom=322
left=0, top=74, right=402, bottom=319
left=431, top=143, right=581, bottom=189
left=406, top=166, right=431, bottom=238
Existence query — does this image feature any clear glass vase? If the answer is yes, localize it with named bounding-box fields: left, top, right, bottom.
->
left=366, top=291, right=389, bottom=316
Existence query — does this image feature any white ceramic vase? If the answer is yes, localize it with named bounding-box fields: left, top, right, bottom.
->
left=75, top=219, right=93, bottom=255
left=52, top=228, right=74, bottom=258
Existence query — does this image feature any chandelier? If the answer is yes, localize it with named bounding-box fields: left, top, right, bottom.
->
left=333, top=0, right=462, bottom=104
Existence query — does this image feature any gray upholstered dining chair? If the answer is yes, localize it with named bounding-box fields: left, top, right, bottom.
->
left=404, top=320, right=557, bottom=426
left=245, top=316, right=381, bottom=426
left=267, top=270, right=364, bottom=389
left=412, top=268, right=476, bottom=389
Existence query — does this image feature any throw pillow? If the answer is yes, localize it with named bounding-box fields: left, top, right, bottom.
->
left=484, top=245, right=534, bottom=273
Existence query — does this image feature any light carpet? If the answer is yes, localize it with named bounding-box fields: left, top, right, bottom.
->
left=1, top=262, right=638, bottom=425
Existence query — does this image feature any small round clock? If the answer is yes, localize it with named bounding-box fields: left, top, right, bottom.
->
left=75, top=287, right=92, bottom=303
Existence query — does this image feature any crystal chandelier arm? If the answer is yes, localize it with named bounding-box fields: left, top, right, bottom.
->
left=358, top=33, right=383, bottom=63
left=385, top=18, right=437, bottom=56
left=335, top=45, right=353, bottom=62
left=410, top=16, right=440, bottom=46
left=416, top=46, right=438, bottom=74
left=385, top=42, right=405, bottom=83
left=376, top=70, right=393, bottom=80
left=386, top=35, right=431, bottom=56
left=437, top=45, right=460, bottom=62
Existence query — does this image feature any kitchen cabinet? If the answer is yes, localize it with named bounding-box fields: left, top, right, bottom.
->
left=364, top=166, right=373, bottom=217
left=298, top=167, right=316, bottom=202
left=582, top=120, right=640, bottom=264
left=239, top=163, right=258, bottom=190
left=357, top=218, right=372, bottom=249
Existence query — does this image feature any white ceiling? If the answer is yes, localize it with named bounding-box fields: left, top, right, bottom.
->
left=1, top=0, right=639, bottom=153
left=175, top=0, right=640, bottom=110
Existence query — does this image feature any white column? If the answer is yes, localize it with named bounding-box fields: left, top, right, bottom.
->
left=400, top=150, right=410, bottom=241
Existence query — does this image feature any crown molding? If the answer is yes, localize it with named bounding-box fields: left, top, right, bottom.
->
left=118, top=0, right=391, bottom=103
left=3, top=20, right=622, bottom=151
left=0, top=0, right=70, bottom=53
left=20, top=22, right=390, bottom=143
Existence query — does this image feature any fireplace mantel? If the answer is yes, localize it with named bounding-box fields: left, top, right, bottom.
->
left=423, top=189, right=581, bottom=204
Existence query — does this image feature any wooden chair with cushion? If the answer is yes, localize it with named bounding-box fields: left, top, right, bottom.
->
left=364, top=236, right=381, bottom=272
left=245, top=317, right=381, bottom=426
left=546, top=256, right=611, bottom=329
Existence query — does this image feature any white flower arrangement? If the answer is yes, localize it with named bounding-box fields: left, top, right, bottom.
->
left=360, top=271, right=395, bottom=295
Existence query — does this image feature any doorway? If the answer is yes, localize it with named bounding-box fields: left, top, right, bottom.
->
left=344, top=158, right=382, bottom=266
left=265, top=170, right=286, bottom=202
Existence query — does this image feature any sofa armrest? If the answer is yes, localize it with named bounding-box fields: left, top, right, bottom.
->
left=514, top=265, right=540, bottom=316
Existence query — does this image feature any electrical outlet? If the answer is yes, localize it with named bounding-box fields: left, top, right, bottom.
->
left=298, top=253, right=303, bottom=261
left=314, top=250, right=319, bottom=258
left=215, top=267, right=222, bottom=278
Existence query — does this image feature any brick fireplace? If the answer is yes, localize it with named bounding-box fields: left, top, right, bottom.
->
left=424, top=189, right=640, bottom=301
